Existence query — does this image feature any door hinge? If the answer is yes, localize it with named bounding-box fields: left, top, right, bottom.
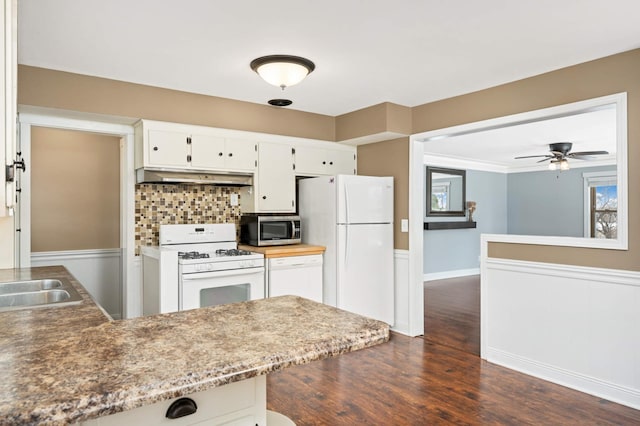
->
left=255, top=144, right=257, bottom=151
left=292, top=147, right=296, bottom=155
left=255, top=160, right=257, bottom=167
left=187, top=155, right=192, bottom=162
left=293, top=163, right=295, bottom=170
left=186, top=137, right=192, bottom=145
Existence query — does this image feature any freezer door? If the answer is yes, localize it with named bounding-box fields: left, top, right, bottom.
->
left=337, top=175, right=393, bottom=224
left=336, top=223, right=394, bottom=325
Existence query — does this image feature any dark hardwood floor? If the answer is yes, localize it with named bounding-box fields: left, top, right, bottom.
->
left=267, top=333, right=640, bottom=425
left=266, top=276, right=640, bottom=424
left=424, top=275, right=481, bottom=355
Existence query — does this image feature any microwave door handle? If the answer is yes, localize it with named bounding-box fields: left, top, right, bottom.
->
left=291, top=220, right=296, bottom=238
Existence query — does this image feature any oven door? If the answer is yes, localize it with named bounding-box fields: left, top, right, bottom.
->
left=258, top=218, right=301, bottom=246
left=179, top=267, right=265, bottom=311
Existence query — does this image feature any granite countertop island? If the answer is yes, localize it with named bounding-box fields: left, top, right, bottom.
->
left=0, top=266, right=389, bottom=425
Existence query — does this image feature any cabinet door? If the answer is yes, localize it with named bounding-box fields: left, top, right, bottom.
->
left=328, top=148, right=356, bottom=175
left=225, top=139, right=257, bottom=171
left=257, top=142, right=295, bottom=212
left=190, top=134, right=226, bottom=170
left=147, top=129, right=190, bottom=168
left=294, top=145, right=327, bottom=176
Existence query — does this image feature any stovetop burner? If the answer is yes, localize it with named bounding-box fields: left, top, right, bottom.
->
left=178, top=251, right=211, bottom=260
left=215, top=248, right=254, bottom=257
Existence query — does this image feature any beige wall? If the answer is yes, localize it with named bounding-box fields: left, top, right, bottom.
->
left=31, top=127, right=120, bottom=251
left=18, top=65, right=336, bottom=142
left=357, top=137, right=409, bottom=249
left=16, top=48, right=640, bottom=268
left=411, top=49, right=640, bottom=271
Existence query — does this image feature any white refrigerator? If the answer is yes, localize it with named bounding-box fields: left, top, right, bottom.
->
left=298, top=175, right=394, bottom=325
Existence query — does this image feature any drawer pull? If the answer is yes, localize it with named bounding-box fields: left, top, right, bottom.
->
left=166, top=397, right=198, bottom=419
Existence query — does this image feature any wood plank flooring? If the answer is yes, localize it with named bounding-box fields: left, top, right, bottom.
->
left=424, top=275, right=480, bottom=355
left=267, top=333, right=640, bottom=425
left=267, top=276, right=640, bottom=424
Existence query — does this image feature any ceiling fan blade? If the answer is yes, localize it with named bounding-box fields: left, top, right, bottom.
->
left=568, top=150, right=609, bottom=156
left=514, top=154, right=553, bottom=159
left=536, top=157, right=551, bottom=163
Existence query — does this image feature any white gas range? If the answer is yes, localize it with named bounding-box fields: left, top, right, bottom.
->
left=141, top=223, right=265, bottom=315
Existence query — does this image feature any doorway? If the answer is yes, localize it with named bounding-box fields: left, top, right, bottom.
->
left=17, top=111, right=137, bottom=318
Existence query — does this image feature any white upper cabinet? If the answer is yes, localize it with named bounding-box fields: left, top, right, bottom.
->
left=294, top=144, right=356, bottom=176
left=240, top=142, right=295, bottom=213
left=135, top=120, right=256, bottom=173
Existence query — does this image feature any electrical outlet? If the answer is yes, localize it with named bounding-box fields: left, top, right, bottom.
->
left=230, top=193, right=239, bottom=206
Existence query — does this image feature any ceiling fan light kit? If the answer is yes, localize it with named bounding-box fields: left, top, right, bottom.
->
left=250, top=55, right=315, bottom=90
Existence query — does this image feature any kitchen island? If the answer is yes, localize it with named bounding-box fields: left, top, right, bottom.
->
left=0, top=266, right=389, bottom=425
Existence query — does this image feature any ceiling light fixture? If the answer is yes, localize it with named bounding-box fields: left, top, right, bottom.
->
left=250, top=55, right=315, bottom=90
left=549, top=159, right=570, bottom=171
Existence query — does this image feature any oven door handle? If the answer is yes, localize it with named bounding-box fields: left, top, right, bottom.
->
left=181, top=267, right=264, bottom=280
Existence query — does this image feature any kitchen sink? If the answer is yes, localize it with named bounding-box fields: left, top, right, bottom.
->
left=0, top=279, right=63, bottom=295
left=0, top=279, right=83, bottom=311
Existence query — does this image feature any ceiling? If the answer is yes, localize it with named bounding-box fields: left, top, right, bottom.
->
left=422, top=107, right=618, bottom=172
left=17, top=1, right=640, bottom=117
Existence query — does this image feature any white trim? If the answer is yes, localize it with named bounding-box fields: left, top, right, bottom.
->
left=408, top=140, right=425, bottom=337
left=413, top=92, right=628, bottom=251
left=486, top=348, right=640, bottom=410
left=30, top=248, right=121, bottom=261
left=480, top=231, right=622, bottom=250
left=423, top=268, right=480, bottom=282
left=17, top=111, right=138, bottom=319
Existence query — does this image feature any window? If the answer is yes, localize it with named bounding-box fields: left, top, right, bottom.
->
left=583, top=171, right=617, bottom=239
left=431, top=182, right=450, bottom=211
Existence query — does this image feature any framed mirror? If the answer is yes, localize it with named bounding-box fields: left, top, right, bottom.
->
left=426, top=166, right=466, bottom=216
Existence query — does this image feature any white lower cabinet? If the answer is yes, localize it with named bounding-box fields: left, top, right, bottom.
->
left=81, top=376, right=267, bottom=426
left=267, top=254, right=323, bottom=303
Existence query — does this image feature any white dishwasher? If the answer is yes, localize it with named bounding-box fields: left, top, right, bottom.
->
left=267, top=254, right=323, bottom=303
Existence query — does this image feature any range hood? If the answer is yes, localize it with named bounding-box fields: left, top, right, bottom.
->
left=136, top=169, right=253, bottom=186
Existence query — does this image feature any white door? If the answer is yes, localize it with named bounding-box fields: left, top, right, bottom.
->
left=225, top=139, right=257, bottom=171
left=337, top=175, right=393, bottom=224
left=327, top=149, right=356, bottom=175
left=257, top=142, right=295, bottom=212
left=336, top=223, right=394, bottom=324
left=147, top=129, right=190, bottom=168
left=190, top=134, right=226, bottom=169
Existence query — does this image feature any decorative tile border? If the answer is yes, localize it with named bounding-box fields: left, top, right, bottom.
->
left=135, top=184, right=242, bottom=254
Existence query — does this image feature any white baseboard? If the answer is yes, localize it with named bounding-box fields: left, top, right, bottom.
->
left=487, top=347, right=640, bottom=410
left=423, top=268, right=479, bottom=282
left=31, top=249, right=122, bottom=319
left=483, top=257, right=640, bottom=409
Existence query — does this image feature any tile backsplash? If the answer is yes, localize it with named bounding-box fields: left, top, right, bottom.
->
left=135, top=184, right=241, bottom=253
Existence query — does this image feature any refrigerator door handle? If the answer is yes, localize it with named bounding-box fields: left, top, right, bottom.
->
left=344, top=183, right=350, bottom=223
left=344, top=224, right=349, bottom=268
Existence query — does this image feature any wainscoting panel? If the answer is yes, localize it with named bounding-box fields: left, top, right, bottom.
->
left=31, top=249, right=122, bottom=319
left=482, top=258, right=640, bottom=409
left=392, top=249, right=410, bottom=336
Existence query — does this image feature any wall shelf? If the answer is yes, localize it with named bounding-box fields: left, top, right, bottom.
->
left=424, top=221, right=477, bottom=230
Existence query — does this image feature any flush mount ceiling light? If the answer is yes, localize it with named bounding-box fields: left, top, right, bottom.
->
left=250, top=55, right=315, bottom=90
left=549, top=158, right=570, bottom=171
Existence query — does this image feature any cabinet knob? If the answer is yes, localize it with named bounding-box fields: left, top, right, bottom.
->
left=329, top=161, right=333, bottom=165
left=228, top=153, right=233, bottom=157
left=262, top=195, right=267, bottom=199
left=218, top=152, right=223, bottom=156
left=166, top=398, right=198, bottom=419
left=153, top=146, right=158, bottom=151
left=322, top=161, right=326, bottom=165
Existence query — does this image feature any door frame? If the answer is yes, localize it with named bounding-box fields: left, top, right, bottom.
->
left=17, top=110, right=138, bottom=318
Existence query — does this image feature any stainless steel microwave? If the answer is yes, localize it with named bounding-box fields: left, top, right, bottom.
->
left=240, top=214, right=301, bottom=246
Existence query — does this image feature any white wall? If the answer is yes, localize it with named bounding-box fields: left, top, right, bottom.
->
left=481, top=252, right=640, bottom=409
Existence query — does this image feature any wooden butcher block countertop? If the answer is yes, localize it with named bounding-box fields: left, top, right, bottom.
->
left=239, top=244, right=326, bottom=258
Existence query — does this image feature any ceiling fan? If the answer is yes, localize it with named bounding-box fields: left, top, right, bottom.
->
left=515, top=142, right=609, bottom=170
